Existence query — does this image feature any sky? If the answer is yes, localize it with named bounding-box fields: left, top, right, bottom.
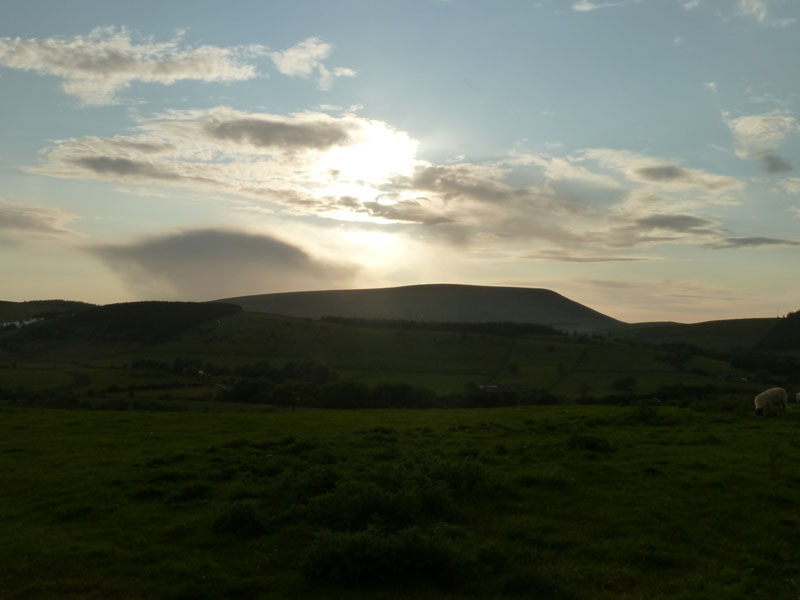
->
left=1, top=0, right=798, bottom=323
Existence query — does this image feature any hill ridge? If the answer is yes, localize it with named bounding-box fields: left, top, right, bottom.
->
left=217, top=283, right=625, bottom=333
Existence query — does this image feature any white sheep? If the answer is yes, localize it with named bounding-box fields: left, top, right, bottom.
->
left=754, top=387, right=788, bottom=416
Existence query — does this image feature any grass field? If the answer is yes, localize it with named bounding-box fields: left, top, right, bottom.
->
left=1, top=310, right=773, bottom=407
left=608, top=319, right=778, bottom=353
left=2, top=404, right=799, bottom=599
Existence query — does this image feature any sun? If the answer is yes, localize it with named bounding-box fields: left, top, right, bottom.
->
left=312, top=119, right=420, bottom=208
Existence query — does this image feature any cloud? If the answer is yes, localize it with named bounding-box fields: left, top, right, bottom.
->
left=270, top=37, right=356, bottom=90
left=724, top=111, right=798, bottom=173
left=739, top=0, right=768, bottom=22
left=596, top=211, right=724, bottom=248
left=89, top=228, right=358, bottom=300
left=507, top=153, right=621, bottom=189
left=360, top=197, right=454, bottom=225
left=69, top=156, right=215, bottom=183
left=737, top=0, right=796, bottom=26
left=572, top=0, right=626, bottom=11
left=704, top=81, right=718, bottom=94
left=30, top=106, right=779, bottom=257
left=778, top=178, right=800, bottom=194
left=760, top=154, right=792, bottom=174
left=635, top=214, right=718, bottom=234
left=582, top=149, right=742, bottom=191
left=0, top=196, right=76, bottom=240
left=203, top=116, right=356, bottom=150
left=523, top=249, right=652, bottom=262
left=31, top=107, right=415, bottom=206
left=0, top=27, right=265, bottom=104
left=398, top=164, right=517, bottom=204
left=706, top=236, right=800, bottom=249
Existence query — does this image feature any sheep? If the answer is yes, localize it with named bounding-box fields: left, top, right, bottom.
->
left=754, top=387, right=788, bottom=416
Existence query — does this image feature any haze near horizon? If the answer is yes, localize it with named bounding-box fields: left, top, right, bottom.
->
left=1, top=0, right=798, bottom=323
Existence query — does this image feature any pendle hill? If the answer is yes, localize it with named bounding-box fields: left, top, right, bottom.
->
left=218, top=284, right=624, bottom=333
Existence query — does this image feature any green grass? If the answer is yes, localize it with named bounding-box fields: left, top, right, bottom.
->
left=2, top=405, right=799, bottom=599
left=609, top=318, right=777, bottom=352
left=0, top=366, right=74, bottom=391
left=0, top=309, right=786, bottom=407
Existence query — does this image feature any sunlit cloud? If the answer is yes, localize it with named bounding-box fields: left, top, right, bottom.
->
left=270, top=37, right=356, bottom=90
left=0, top=27, right=265, bottom=104
left=580, top=148, right=742, bottom=191
left=28, top=106, right=781, bottom=259
left=572, top=0, right=627, bottom=12
left=779, top=178, right=800, bottom=194
left=735, top=0, right=796, bottom=26
left=32, top=107, right=420, bottom=213
left=724, top=110, right=798, bottom=173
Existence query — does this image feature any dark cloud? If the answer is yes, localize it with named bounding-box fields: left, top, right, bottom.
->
left=108, top=139, right=173, bottom=154
left=706, top=236, right=800, bottom=249
left=636, top=214, right=717, bottom=234
left=204, top=118, right=354, bottom=150
left=632, top=165, right=737, bottom=190
left=360, top=198, right=453, bottom=225
left=760, top=153, right=792, bottom=174
left=69, top=156, right=214, bottom=184
left=0, top=197, right=75, bottom=238
left=89, top=228, right=357, bottom=300
left=596, top=213, right=722, bottom=248
left=72, top=156, right=180, bottom=179
left=634, top=165, right=687, bottom=182
left=398, top=165, right=514, bottom=204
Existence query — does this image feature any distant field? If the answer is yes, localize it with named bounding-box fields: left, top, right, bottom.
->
left=0, top=366, right=74, bottom=391
left=0, top=309, right=781, bottom=409
left=2, top=405, right=799, bottom=599
left=609, top=318, right=777, bottom=352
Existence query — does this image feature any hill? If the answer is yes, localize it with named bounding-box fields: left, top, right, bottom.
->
left=0, top=299, right=94, bottom=323
left=1, top=301, right=241, bottom=359
left=757, top=310, right=800, bottom=353
left=608, top=318, right=778, bottom=353
left=218, top=284, right=625, bottom=333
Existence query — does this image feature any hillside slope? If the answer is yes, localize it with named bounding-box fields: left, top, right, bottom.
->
left=219, top=284, right=625, bottom=333
left=608, top=318, right=778, bottom=352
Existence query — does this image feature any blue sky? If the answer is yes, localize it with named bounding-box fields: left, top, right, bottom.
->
left=1, top=0, right=798, bottom=322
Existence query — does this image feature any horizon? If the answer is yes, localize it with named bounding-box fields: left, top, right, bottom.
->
left=1, top=1, right=799, bottom=323
left=2, top=281, right=791, bottom=326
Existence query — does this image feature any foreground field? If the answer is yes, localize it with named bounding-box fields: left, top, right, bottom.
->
left=2, top=405, right=799, bottom=599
